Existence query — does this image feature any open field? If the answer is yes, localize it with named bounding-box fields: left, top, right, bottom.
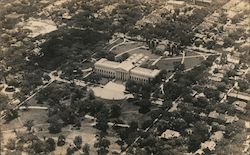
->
left=184, top=57, right=204, bottom=69
left=110, top=40, right=159, bottom=59
left=156, top=59, right=180, bottom=71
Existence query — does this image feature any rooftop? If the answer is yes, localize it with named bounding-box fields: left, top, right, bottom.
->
left=228, top=91, right=250, bottom=101
left=130, top=67, right=161, bottom=78
left=160, top=129, right=180, bottom=139
left=118, top=61, right=135, bottom=72
left=95, top=58, right=120, bottom=69
left=95, top=54, right=161, bottom=78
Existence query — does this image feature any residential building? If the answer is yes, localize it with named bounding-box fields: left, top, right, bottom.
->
left=228, top=91, right=250, bottom=102
left=227, top=54, right=240, bottom=64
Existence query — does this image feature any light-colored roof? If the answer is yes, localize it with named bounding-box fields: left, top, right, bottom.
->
left=95, top=54, right=160, bottom=77
left=95, top=58, right=120, bottom=69
left=160, top=129, right=180, bottom=139
left=227, top=54, right=240, bottom=64
left=118, top=61, right=135, bottom=72
left=196, top=0, right=213, bottom=3
left=130, top=67, right=161, bottom=78
left=209, top=76, right=222, bottom=82
left=232, top=100, right=247, bottom=112
left=167, top=0, right=185, bottom=5
left=125, top=53, right=144, bottom=63
left=228, top=91, right=250, bottom=101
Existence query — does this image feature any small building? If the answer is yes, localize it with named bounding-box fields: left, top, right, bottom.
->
left=194, top=0, right=213, bottom=5
left=228, top=91, right=250, bottom=102
left=232, top=100, right=247, bottom=112
left=227, top=54, right=240, bottom=64
left=167, top=0, right=186, bottom=6
left=160, top=129, right=180, bottom=139
left=209, top=76, right=222, bottom=82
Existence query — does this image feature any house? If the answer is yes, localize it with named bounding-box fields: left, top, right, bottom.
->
left=194, top=0, right=213, bottom=5
left=228, top=91, right=250, bottom=102
left=160, top=129, right=180, bottom=139
left=227, top=54, right=240, bottom=64
left=232, top=100, right=247, bottom=112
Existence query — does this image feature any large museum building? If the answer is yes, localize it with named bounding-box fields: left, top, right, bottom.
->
left=94, top=54, right=161, bottom=83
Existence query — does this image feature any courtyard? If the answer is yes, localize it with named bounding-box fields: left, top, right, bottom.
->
left=91, top=81, right=133, bottom=100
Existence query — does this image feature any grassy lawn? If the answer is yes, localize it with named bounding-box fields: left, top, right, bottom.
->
left=156, top=59, right=180, bottom=71
left=95, top=98, right=155, bottom=126
left=106, top=38, right=124, bottom=50
left=111, top=42, right=144, bottom=54
left=128, top=48, right=159, bottom=59
left=185, top=51, right=201, bottom=56
left=184, top=57, right=204, bottom=69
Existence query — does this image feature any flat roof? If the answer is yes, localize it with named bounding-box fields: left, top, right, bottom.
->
left=228, top=91, right=250, bottom=101
left=118, top=61, right=135, bottom=72
left=125, top=53, right=144, bottom=63
left=95, top=54, right=160, bottom=76
left=95, top=58, right=120, bottom=69
left=130, top=67, right=161, bottom=78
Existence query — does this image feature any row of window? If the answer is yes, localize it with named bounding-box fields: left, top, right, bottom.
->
left=96, top=68, right=115, bottom=76
left=130, top=76, right=148, bottom=82
left=95, top=68, right=149, bottom=82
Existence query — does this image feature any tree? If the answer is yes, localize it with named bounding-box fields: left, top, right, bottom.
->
left=82, top=144, right=90, bottom=155
left=129, top=121, right=138, bottom=132
left=217, top=82, right=227, bottom=91
left=227, top=69, right=237, bottom=77
left=0, top=95, right=8, bottom=111
left=110, top=105, right=121, bottom=118
left=141, top=84, right=152, bottom=99
left=141, top=119, right=153, bottom=130
left=193, top=96, right=209, bottom=108
left=183, top=93, right=193, bottom=103
left=24, top=120, right=34, bottom=132
left=237, top=79, right=249, bottom=91
left=32, top=139, right=47, bottom=153
left=188, top=134, right=202, bottom=152
left=4, top=109, right=18, bottom=122
left=94, top=137, right=111, bottom=155
left=138, top=99, right=151, bottom=114
left=46, top=138, right=56, bottom=152
left=172, top=118, right=188, bottom=132
left=163, top=81, right=183, bottom=100
left=223, top=37, right=234, bottom=48
left=95, top=106, right=109, bottom=133
left=57, top=135, right=66, bottom=146
left=173, top=61, right=185, bottom=71
left=48, top=120, right=62, bottom=134
left=204, top=88, right=220, bottom=100
left=225, top=121, right=244, bottom=138
left=88, top=90, right=95, bottom=100
left=73, top=136, right=83, bottom=149
left=125, top=80, right=140, bottom=93
left=95, top=117, right=109, bottom=133
left=66, top=147, right=75, bottom=155
left=246, top=73, right=250, bottom=82
left=205, top=39, right=216, bottom=49
left=6, top=138, right=16, bottom=150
